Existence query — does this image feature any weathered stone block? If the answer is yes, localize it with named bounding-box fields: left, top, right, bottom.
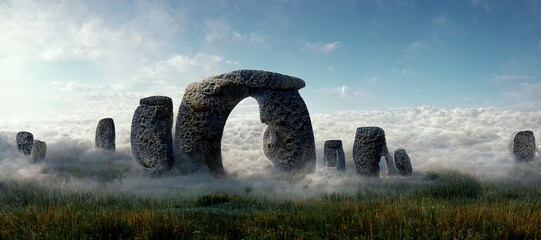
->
left=394, top=148, right=412, bottom=175
left=16, top=131, right=33, bottom=155
left=323, top=140, right=345, bottom=171
left=30, top=140, right=46, bottom=162
left=353, top=127, right=388, bottom=176
left=95, top=118, right=115, bottom=150
left=140, top=96, right=174, bottom=135
left=131, top=96, right=175, bottom=175
left=513, top=130, right=536, bottom=162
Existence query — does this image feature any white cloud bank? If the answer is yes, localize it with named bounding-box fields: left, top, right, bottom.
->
left=1, top=107, right=540, bottom=199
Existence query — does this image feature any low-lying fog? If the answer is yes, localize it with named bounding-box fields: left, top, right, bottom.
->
left=1, top=100, right=540, bottom=199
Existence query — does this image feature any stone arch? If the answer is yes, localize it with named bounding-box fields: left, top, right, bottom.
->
left=174, top=70, right=316, bottom=176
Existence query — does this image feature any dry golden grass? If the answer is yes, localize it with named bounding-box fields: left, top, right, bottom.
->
left=1, top=172, right=541, bottom=239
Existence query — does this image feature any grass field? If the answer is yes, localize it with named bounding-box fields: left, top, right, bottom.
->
left=1, top=171, right=541, bottom=239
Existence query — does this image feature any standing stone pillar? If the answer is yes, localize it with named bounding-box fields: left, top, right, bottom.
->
left=394, top=148, right=412, bottom=176
left=258, top=90, right=316, bottom=174
left=323, top=140, right=345, bottom=171
left=16, top=131, right=33, bottom=155
left=131, top=96, right=175, bottom=175
left=30, top=140, right=46, bottom=162
left=95, top=118, right=115, bottom=150
left=512, top=130, right=536, bottom=162
left=353, top=127, right=388, bottom=176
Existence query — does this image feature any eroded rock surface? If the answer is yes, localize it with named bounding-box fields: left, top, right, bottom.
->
left=16, top=131, right=33, bottom=155
left=513, top=130, right=536, bottom=162
left=30, top=140, right=46, bottom=162
left=394, top=148, right=412, bottom=175
left=174, top=70, right=316, bottom=176
left=323, top=140, right=345, bottom=171
left=95, top=118, right=115, bottom=150
left=353, top=127, right=388, bottom=176
left=131, top=96, right=175, bottom=175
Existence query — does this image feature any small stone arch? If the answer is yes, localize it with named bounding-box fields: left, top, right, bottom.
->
left=174, top=70, right=316, bottom=176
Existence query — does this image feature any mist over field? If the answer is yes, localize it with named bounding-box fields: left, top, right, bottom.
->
left=1, top=99, right=540, bottom=199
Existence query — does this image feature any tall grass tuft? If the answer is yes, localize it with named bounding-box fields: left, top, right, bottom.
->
left=196, top=193, right=237, bottom=207
left=420, top=171, right=483, bottom=199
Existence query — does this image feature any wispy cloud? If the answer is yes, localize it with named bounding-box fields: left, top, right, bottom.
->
left=491, top=74, right=533, bottom=83
left=60, top=82, right=103, bottom=94
left=368, top=76, right=381, bottom=83
left=404, top=41, right=428, bottom=54
left=233, top=32, right=268, bottom=47
left=402, top=69, right=414, bottom=75
left=301, top=41, right=340, bottom=54
left=390, top=68, right=415, bottom=75
left=433, top=13, right=447, bottom=25
left=490, top=73, right=541, bottom=110
left=205, top=19, right=232, bottom=43
left=0, top=1, right=183, bottom=63
left=128, top=53, right=225, bottom=90
left=503, top=82, right=541, bottom=110
left=205, top=19, right=268, bottom=47
left=469, top=0, right=494, bottom=12
left=319, top=85, right=371, bottom=99
left=0, top=1, right=214, bottom=120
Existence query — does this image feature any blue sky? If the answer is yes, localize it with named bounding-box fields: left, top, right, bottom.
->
left=1, top=0, right=541, bottom=121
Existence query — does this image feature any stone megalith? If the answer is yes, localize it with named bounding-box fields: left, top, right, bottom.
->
left=512, top=130, right=536, bottom=162
left=323, top=140, right=345, bottom=171
left=131, top=96, right=175, bottom=175
left=353, top=127, right=388, bottom=176
left=16, top=131, right=33, bottom=155
left=30, top=140, right=46, bottom=162
left=95, top=118, right=115, bottom=150
left=394, top=148, right=412, bottom=176
left=174, top=70, right=316, bottom=176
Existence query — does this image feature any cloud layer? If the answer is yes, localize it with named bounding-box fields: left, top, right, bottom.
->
left=1, top=106, right=540, bottom=198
